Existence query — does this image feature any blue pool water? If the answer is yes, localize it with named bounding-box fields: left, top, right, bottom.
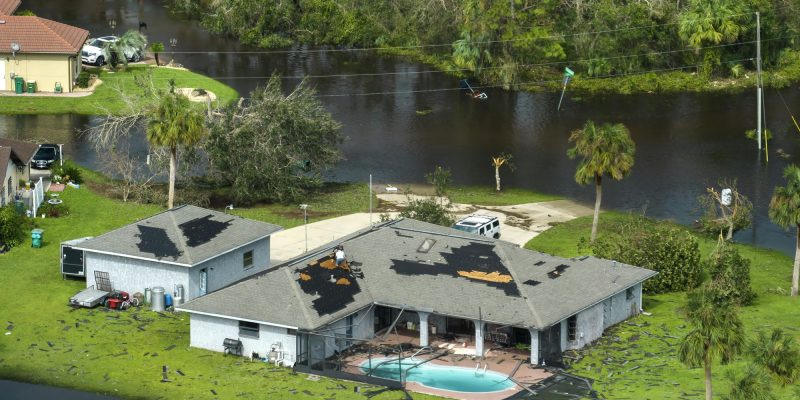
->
left=360, top=358, right=514, bottom=393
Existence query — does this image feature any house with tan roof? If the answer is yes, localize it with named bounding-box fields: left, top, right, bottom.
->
left=0, top=6, right=89, bottom=93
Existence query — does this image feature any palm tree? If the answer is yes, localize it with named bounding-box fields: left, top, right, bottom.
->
left=768, top=164, right=800, bottom=297
left=750, top=329, right=800, bottom=385
left=679, top=287, right=745, bottom=400
left=146, top=93, right=206, bottom=209
left=680, top=287, right=744, bottom=400
left=491, top=153, right=514, bottom=192
left=678, top=0, right=745, bottom=50
left=150, top=41, right=164, bottom=66
left=567, top=120, right=635, bottom=242
left=104, top=30, right=147, bottom=69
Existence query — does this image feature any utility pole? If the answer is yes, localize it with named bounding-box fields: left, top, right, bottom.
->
left=369, top=174, right=373, bottom=227
left=756, top=11, right=763, bottom=150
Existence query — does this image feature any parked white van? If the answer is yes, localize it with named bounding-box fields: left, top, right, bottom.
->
left=452, top=215, right=501, bottom=239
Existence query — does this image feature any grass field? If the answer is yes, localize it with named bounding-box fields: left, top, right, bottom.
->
left=525, top=212, right=799, bottom=399
left=0, top=65, right=239, bottom=115
left=0, top=182, right=442, bottom=399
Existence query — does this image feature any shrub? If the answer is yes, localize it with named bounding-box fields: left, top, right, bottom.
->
left=704, top=243, right=756, bottom=306
left=52, top=160, right=83, bottom=184
left=399, top=197, right=454, bottom=227
left=76, top=71, right=91, bottom=88
left=0, top=205, right=26, bottom=248
left=592, top=217, right=702, bottom=294
left=749, top=329, right=800, bottom=385
left=36, top=202, right=70, bottom=218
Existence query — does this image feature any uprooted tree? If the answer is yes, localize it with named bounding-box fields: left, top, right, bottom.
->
left=206, top=76, right=343, bottom=204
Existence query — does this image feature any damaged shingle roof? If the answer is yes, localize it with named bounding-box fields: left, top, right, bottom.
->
left=180, top=219, right=656, bottom=330
left=75, top=205, right=282, bottom=266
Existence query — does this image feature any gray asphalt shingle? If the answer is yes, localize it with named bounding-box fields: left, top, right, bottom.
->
left=179, top=218, right=655, bottom=330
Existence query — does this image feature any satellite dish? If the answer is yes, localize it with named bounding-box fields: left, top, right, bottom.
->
left=10, top=42, right=20, bottom=52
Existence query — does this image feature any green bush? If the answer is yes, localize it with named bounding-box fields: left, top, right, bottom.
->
left=704, top=243, right=755, bottom=306
left=76, top=71, right=91, bottom=88
left=0, top=205, right=26, bottom=248
left=592, top=217, right=702, bottom=294
left=36, top=201, right=70, bottom=218
left=399, top=197, right=454, bottom=227
left=52, top=160, right=83, bottom=184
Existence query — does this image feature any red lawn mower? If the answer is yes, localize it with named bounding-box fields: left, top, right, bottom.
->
left=104, top=291, right=135, bottom=310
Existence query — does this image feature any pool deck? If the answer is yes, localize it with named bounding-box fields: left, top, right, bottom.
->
left=341, top=328, right=552, bottom=400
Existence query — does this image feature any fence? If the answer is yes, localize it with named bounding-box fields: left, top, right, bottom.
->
left=31, top=177, right=44, bottom=218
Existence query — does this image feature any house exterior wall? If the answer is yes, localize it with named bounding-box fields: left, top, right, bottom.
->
left=186, top=237, right=270, bottom=299
left=0, top=53, right=77, bottom=93
left=84, top=252, right=189, bottom=296
left=188, top=313, right=296, bottom=360
left=562, top=283, right=644, bottom=351
left=1, top=158, right=15, bottom=206
left=85, top=236, right=270, bottom=302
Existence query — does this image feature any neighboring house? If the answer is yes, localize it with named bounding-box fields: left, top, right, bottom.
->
left=72, top=205, right=282, bottom=302
left=0, top=14, right=88, bottom=93
left=0, top=0, right=20, bottom=16
left=178, top=218, right=656, bottom=368
left=0, top=137, right=37, bottom=207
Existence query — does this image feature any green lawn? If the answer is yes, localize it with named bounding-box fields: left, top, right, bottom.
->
left=0, top=65, right=239, bottom=115
left=0, top=183, right=439, bottom=399
left=449, top=186, right=561, bottom=206
left=525, top=212, right=799, bottom=399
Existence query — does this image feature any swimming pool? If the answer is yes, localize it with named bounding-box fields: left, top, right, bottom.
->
left=360, top=358, right=515, bottom=393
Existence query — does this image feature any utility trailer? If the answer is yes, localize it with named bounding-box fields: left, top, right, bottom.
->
left=69, top=286, right=109, bottom=308
left=61, top=237, right=93, bottom=278
left=68, top=271, right=113, bottom=308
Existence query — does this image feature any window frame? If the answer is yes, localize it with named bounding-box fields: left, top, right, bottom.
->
left=567, top=315, right=577, bottom=341
left=239, top=320, right=259, bottom=338
left=243, top=250, right=254, bottom=269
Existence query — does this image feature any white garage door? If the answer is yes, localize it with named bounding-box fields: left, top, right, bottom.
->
left=0, top=62, right=5, bottom=91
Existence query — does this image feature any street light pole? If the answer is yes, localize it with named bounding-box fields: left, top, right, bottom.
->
left=300, top=204, right=309, bottom=252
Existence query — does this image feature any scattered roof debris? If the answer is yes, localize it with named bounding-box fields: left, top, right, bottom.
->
left=390, top=243, right=521, bottom=296
left=457, top=270, right=513, bottom=283
left=296, top=254, right=362, bottom=316
left=178, top=214, right=233, bottom=247
left=135, top=225, right=182, bottom=259
left=548, top=264, right=570, bottom=279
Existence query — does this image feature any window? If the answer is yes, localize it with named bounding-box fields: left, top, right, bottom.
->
left=239, top=321, right=259, bottom=338
left=492, top=220, right=499, bottom=228
left=626, top=287, right=635, bottom=300
left=243, top=250, right=254, bottom=269
left=567, top=315, right=577, bottom=341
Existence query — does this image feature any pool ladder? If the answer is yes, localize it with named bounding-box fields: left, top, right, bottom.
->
left=474, top=362, right=488, bottom=376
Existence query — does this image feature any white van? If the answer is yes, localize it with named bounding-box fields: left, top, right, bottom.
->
left=451, top=215, right=501, bottom=239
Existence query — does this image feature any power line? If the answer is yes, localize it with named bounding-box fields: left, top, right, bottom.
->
left=311, top=58, right=754, bottom=98
left=155, top=39, right=762, bottom=81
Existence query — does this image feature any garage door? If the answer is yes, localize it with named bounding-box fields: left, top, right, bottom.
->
left=0, top=62, right=5, bottom=91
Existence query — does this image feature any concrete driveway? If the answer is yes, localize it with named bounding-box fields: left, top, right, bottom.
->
left=269, top=197, right=593, bottom=263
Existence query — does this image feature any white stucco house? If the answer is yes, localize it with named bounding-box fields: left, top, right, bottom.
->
left=178, top=218, right=655, bottom=368
left=73, top=205, right=282, bottom=302
left=0, top=137, right=36, bottom=207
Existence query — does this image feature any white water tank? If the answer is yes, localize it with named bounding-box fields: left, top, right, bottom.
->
left=721, top=188, right=732, bottom=206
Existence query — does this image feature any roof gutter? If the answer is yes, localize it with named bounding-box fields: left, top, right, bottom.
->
left=541, top=274, right=656, bottom=330
left=175, top=308, right=299, bottom=331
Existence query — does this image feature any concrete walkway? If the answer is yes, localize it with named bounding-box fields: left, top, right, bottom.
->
left=270, top=213, right=393, bottom=263
left=269, top=195, right=592, bottom=263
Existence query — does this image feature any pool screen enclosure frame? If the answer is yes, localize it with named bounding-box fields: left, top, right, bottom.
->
left=294, top=331, right=404, bottom=389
